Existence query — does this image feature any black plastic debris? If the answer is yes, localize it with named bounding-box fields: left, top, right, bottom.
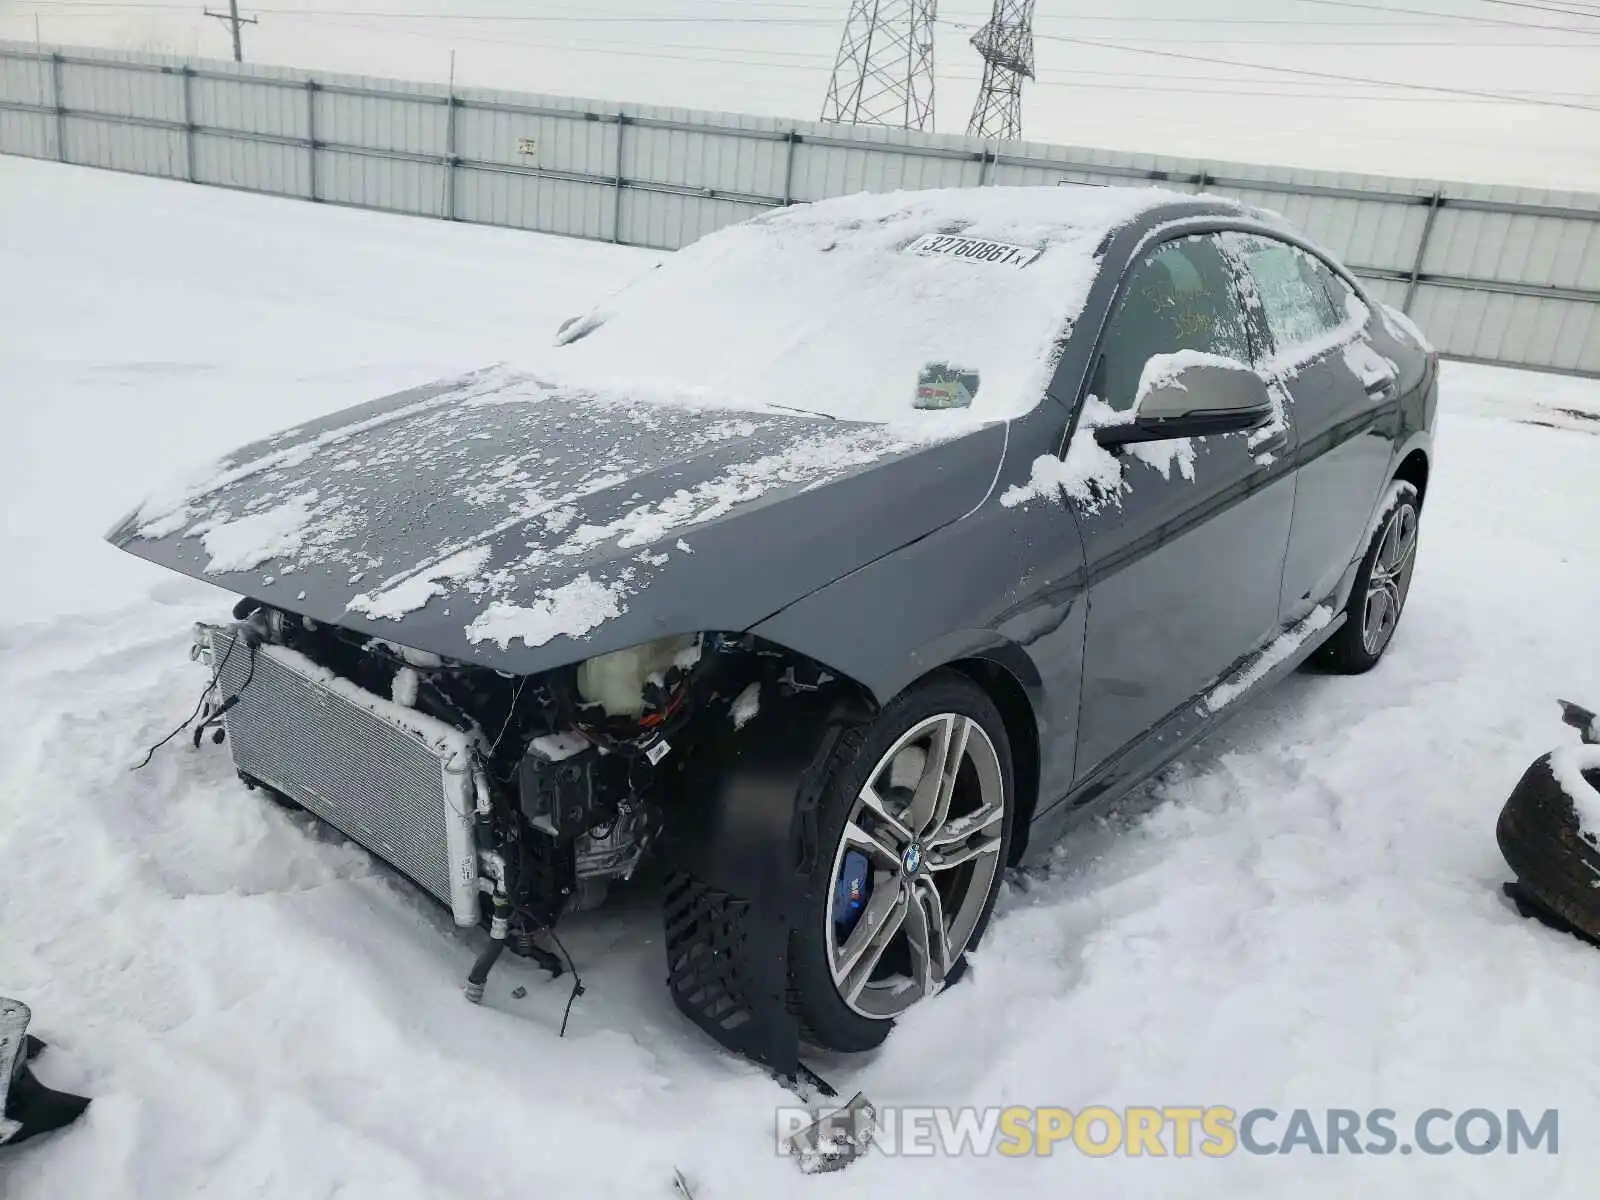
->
left=1, top=998, right=91, bottom=1149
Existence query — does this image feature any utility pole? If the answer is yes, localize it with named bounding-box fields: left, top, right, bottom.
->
left=820, top=0, right=937, bottom=132
left=968, top=0, right=1036, bottom=140
left=204, top=0, right=257, bottom=63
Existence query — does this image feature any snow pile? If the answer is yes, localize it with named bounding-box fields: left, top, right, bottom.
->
left=1343, top=339, right=1400, bottom=392
left=1551, top=745, right=1600, bottom=846
left=1378, top=302, right=1435, bottom=353
left=1128, top=431, right=1199, bottom=483
left=466, top=574, right=627, bottom=650
left=1131, top=349, right=1250, bottom=408
left=195, top=493, right=321, bottom=573
left=547, top=184, right=1208, bottom=429
left=730, top=683, right=761, bottom=731
left=555, top=426, right=921, bottom=558
left=1205, top=605, right=1335, bottom=713
left=1001, top=396, right=1128, bottom=510
left=348, top=546, right=493, bottom=621
left=390, top=665, right=420, bottom=708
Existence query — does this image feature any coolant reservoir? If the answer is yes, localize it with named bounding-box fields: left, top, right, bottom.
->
left=576, top=634, right=696, bottom=717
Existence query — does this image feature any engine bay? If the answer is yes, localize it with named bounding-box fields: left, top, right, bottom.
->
left=206, top=599, right=833, bottom=971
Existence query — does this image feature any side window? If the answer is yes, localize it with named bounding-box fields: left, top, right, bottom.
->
left=1310, top=257, right=1361, bottom=328
left=1226, top=234, right=1349, bottom=357
left=1094, top=235, right=1252, bottom=413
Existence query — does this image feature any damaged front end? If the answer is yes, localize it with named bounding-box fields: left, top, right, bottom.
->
left=186, top=599, right=842, bottom=1056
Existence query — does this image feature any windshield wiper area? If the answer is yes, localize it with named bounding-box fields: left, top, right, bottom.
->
left=763, top=402, right=838, bottom=421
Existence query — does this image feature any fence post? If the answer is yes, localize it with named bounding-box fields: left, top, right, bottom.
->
left=305, top=79, right=318, bottom=201
left=781, top=127, right=797, bottom=206
left=1404, top=191, right=1444, bottom=314
left=181, top=66, right=196, bottom=183
left=48, top=52, right=64, bottom=161
left=611, top=114, right=627, bottom=244
left=442, top=95, right=459, bottom=221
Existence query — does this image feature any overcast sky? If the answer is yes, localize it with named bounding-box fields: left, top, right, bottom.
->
left=3, top=0, right=1597, bottom=189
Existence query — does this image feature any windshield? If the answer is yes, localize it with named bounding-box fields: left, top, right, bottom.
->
left=538, top=185, right=1182, bottom=428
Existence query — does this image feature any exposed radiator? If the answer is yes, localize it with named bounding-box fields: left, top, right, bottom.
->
left=205, top=625, right=483, bottom=927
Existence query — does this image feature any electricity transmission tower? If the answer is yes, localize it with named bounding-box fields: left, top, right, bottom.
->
left=203, top=0, right=257, bottom=63
left=967, top=0, right=1036, bottom=140
left=820, top=0, right=937, bottom=132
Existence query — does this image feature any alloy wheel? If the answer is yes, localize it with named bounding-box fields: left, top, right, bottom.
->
left=825, top=712, right=1007, bottom=1020
left=1362, top=501, right=1419, bottom=656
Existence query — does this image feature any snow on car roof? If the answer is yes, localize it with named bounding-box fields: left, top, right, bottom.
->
left=540, top=184, right=1209, bottom=428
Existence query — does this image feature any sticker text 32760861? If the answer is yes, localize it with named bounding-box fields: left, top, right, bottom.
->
left=906, top=234, right=1043, bottom=268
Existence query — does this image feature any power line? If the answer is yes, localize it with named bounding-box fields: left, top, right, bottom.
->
left=1029, top=34, right=1600, bottom=111
left=1465, top=0, right=1600, bottom=17
left=22, top=3, right=1594, bottom=43
left=945, top=22, right=1596, bottom=45
left=14, top=3, right=842, bottom=22
left=291, top=17, right=1597, bottom=107
left=14, top=0, right=1595, bottom=112
left=1290, top=0, right=1600, bottom=34
left=15, top=0, right=1597, bottom=26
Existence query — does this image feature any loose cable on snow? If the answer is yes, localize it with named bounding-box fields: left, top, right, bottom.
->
left=130, top=634, right=244, bottom=770
left=547, top=928, right=585, bottom=1038
left=131, top=629, right=262, bottom=771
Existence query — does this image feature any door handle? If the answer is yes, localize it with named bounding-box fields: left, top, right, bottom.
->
left=1365, top=374, right=1398, bottom=401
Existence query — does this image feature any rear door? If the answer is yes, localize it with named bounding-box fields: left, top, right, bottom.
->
left=1070, top=231, right=1298, bottom=783
left=1221, top=233, right=1403, bottom=622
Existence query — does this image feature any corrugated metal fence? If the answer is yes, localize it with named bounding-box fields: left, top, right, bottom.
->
left=2, top=41, right=1596, bottom=377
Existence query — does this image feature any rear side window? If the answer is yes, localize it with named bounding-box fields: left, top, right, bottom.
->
left=1225, top=233, right=1350, bottom=358
left=1094, top=235, right=1253, bottom=412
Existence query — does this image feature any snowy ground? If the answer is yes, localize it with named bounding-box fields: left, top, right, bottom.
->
left=3, top=157, right=1600, bottom=1198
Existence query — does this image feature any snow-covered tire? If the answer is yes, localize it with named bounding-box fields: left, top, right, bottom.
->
left=787, top=671, right=1014, bottom=1053
left=1497, top=752, right=1600, bottom=944
left=1317, top=479, right=1420, bottom=674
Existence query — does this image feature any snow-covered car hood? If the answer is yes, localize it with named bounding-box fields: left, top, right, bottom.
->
left=107, top=367, right=1007, bottom=674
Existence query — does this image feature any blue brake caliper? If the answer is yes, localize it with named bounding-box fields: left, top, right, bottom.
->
left=833, top=850, right=872, bottom=939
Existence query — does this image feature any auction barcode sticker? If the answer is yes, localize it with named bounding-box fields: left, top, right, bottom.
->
left=906, top=233, right=1042, bottom=268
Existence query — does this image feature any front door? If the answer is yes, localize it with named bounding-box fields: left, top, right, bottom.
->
left=1069, top=232, right=1299, bottom=782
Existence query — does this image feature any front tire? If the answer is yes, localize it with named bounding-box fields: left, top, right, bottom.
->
left=787, top=671, right=1014, bottom=1053
left=1317, top=479, right=1421, bottom=674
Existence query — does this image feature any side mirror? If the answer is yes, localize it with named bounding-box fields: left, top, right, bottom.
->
left=1095, top=356, right=1273, bottom=449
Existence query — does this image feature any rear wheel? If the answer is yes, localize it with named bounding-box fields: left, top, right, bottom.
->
left=788, top=671, right=1014, bottom=1052
left=1317, top=480, right=1420, bottom=674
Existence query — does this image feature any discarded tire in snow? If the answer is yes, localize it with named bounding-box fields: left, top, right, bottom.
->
left=1497, top=751, right=1600, bottom=945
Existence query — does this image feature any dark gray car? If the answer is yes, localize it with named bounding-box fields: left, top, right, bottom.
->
left=109, top=185, right=1436, bottom=1077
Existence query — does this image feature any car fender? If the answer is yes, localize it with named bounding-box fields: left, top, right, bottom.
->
left=748, top=450, right=1088, bottom=818
left=748, top=511, right=1050, bottom=710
